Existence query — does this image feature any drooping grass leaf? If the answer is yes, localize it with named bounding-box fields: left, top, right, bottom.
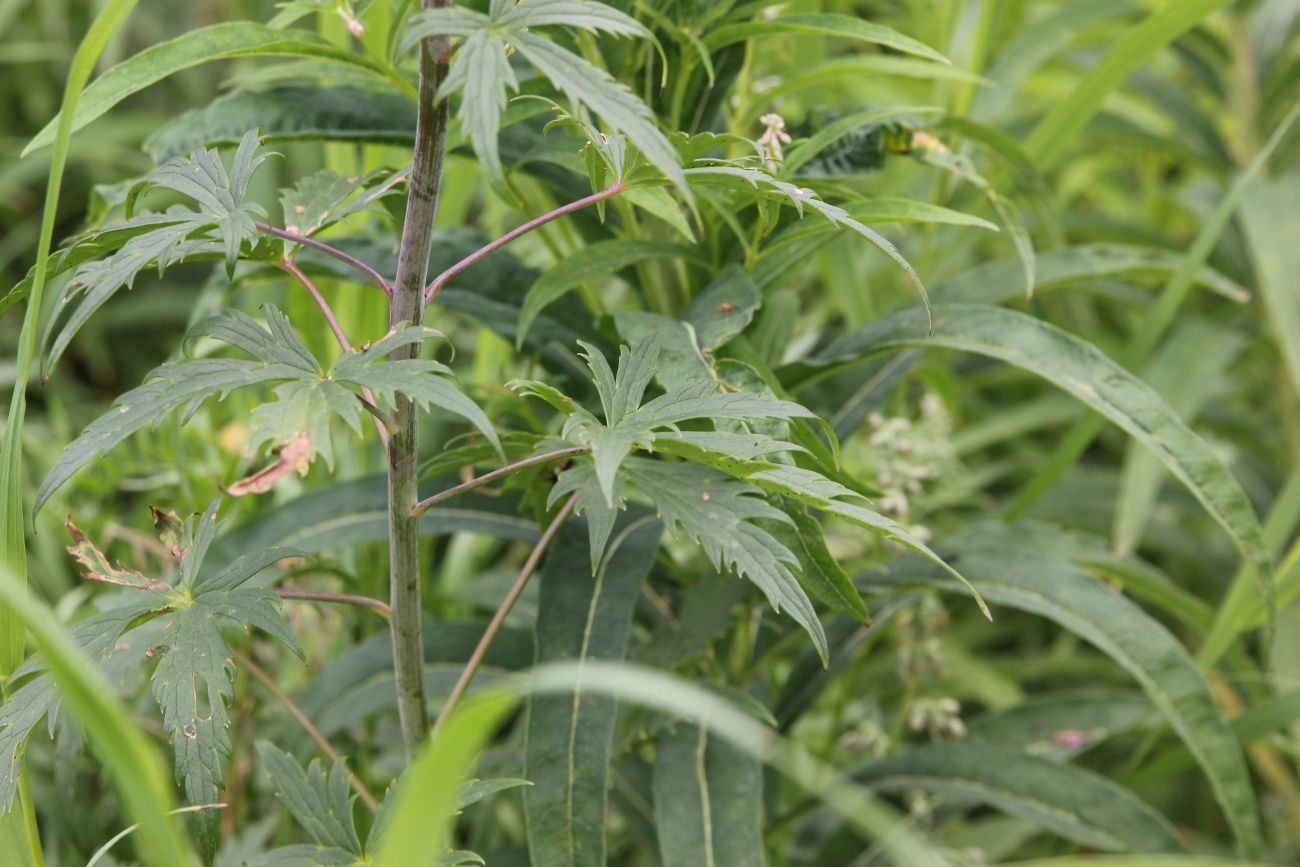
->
left=865, top=522, right=1263, bottom=858
left=23, top=22, right=399, bottom=154
left=793, top=304, right=1272, bottom=601
left=851, top=743, right=1179, bottom=852
left=653, top=722, right=764, bottom=867
left=524, top=513, right=662, bottom=867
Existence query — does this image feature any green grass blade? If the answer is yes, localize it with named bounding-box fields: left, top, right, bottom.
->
left=1, top=0, right=138, bottom=679
left=371, top=691, right=519, bottom=867
left=1025, top=0, right=1238, bottom=167
left=0, top=565, right=194, bottom=866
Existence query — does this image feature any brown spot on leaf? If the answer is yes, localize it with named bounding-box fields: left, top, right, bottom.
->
left=716, top=303, right=737, bottom=313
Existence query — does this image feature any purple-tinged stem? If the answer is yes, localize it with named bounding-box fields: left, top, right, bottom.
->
left=411, top=445, right=589, bottom=516
left=257, top=221, right=392, bottom=297
left=424, top=182, right=626, bottom=303
left=276, top=588, right=391, bottom=619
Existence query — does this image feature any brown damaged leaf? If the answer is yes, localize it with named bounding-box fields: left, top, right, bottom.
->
left=150, top=505, right=186, bottom=561
left=227, top=432, right=314, bottom=497
left=65, top=516, right=170, bottom=590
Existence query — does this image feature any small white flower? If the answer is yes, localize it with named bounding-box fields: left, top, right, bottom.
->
left=757, top=113, right=792, bottom=171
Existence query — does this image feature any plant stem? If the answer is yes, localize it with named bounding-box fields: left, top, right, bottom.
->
left=276, top=588, right=391, bottom=618
left=388, top=0, right=453, bottom=758
left=256, top=221, right=392, bottom=297
left=423, top=182, right=627, bottom=303
left=279, top=259, right=354, bottom=352
left=411, top=445, right=589, bottom=516
left=431, top=492, right=577, bottom=738
left=231, top=649, right=380, bottom=812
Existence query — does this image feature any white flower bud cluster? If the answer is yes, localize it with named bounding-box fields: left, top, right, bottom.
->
left=861, top=392, right=954, bottom=543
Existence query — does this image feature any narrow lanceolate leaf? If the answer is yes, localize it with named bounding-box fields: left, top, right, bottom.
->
left=24, top=22, right=396, bottom=154
left=851, top=743, right=1179, bottom=853
left=865, top=522, right=1263, bottom=858
left=440, top=29, right=515, bottom=197
left=524, top=513, right=662, bottom=867
left=703, top=12, right=949, bottom=65
left=653, top=722, right=764, bottom=867
left=798, top=304, right=1271, bottom=591
left=931, top=243, right=1250, bottom=306
left=781, top=505, right=870, bottom=624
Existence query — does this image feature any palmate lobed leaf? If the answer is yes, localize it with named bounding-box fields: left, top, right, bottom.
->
left=2, top=507, right=303, bottom=859
left=37, top=309, right=499, bottom=509
left=402, top=0, right=684, bottom=197
left=40, top=130, right=273, bottom=377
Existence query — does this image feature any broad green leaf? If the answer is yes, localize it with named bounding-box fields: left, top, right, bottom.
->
left=1240, top=172, right=1300, bottom=397
left=524, top=513, right=662, bottom=867
left=23, top=22, right=398, bottom=154
left=1024, top=0, right=1236, bottom=167
left=255, top=741, right=363, bottom=855
left=0, top=563, right=195, bottom=866
left=517, top=240, right=696, bottom=348
left=529, top=661, right=948, bottom=867
left=145, top=84, right=416, bottom=162
left=1114, top=322, right=1244, bottom=555
left=626, top=459, right=828, bottom=661
left=795, top=304, right=1271, bottom=591
left=865, top=522, right=1263, bottom=858
left=653, top=722, right=764, bottom=867
left=852, top=743, right=1179, bottom=852
left=702, top=13, right=949, bottom=64
left=682, top=266, right=762, bottom=351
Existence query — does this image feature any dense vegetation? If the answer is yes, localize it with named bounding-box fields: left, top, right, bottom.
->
left=1, top=1, right=1299, bottom=865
